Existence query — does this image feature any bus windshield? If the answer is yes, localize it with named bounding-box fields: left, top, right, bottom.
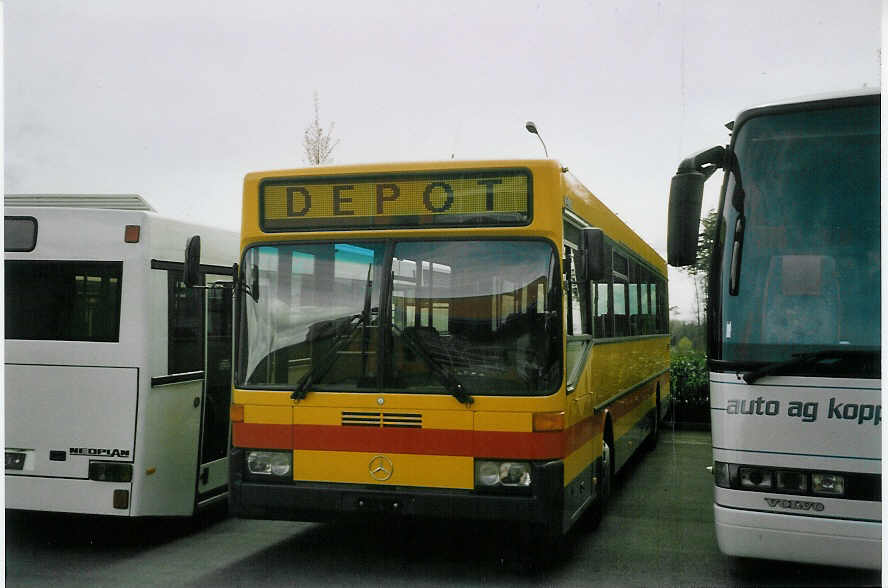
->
left=717, top=103, right=879, bottom=365
left=238, top=239, right=562, bottom=396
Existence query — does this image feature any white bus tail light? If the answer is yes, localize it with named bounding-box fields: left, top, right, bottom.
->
left=113, top=489, right=129, bottom=509
left=738, top=466, right=773, bottom=490
left=89, top=462, right=133, bottom=483
left=5, top=451, right=26, bottom=471
left=812, top=472, right=845, bottom=496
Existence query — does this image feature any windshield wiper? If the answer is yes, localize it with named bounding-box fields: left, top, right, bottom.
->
left=394, top=325, right=474, bottom=406
left=290, top=310, right=376, bottom=400
left=292, top=265, right=375, bottom=401
left=743, top=349, right=879, bottom=384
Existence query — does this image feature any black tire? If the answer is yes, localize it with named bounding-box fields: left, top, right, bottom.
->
left=645, top=397, right=660, bottom=452
left=584, top=433, right=613, bottom=530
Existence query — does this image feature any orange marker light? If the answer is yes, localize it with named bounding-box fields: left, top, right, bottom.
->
left=124, top=225, right=141, bottom=243
left=533, top=411, right=565, bottom=432
left=230, top=404, right=245, bottom=423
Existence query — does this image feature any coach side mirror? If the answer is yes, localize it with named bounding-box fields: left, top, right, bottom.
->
left=581, top=228, right=606, bottom=282
left=667, top=173, right=704, bottom=267
left=183, top=235, right=201, bottom=287
left=667, top=145, right=725, bottom=267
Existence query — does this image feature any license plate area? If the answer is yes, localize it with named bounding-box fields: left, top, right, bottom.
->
left=352, top=494, right=409, bottom=515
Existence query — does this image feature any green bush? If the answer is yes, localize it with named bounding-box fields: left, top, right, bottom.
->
left=669, top=350, right=710, bottom=424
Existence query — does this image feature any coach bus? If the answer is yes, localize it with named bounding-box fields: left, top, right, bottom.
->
left=215, top=159, right=669, bottom=544
left=667, top=90, right=880, bottom=569
left=5, top=194, right=238, bottom=517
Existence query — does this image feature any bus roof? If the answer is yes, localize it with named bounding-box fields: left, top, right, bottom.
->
left=561, top=171, right=665, bottom=273
left=243, top=159, right=561, bottom=182
left=730, top=89, right=879, bottom=130
left=5, top=194, right=156, bottom=211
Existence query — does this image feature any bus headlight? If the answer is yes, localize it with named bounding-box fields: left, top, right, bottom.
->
left=812, top=472, right=845, bottom=496
left=738, top=466, right=773, bottom=490
left=474, top=460, right=532, bottom=488
left=247, top=450, right=292, bottom=477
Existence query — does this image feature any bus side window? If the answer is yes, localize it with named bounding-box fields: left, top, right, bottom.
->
left=563, top=244, right=587, bottom=335
left=655, top=275, right=667, bottom=334
left=591, top=241, right=612, bottom=338
left=167, top=269, right=204, bottom=374
left=639, top=268, right=652, bottom=335
left=613, top=252, right=629, bottom=337
left=628, top=261, right=640, bottom=336
left=593, top=281, right=610, bottom=338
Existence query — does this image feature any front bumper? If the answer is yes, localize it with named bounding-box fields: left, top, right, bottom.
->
left=714, top=502, right=881, bottom=570
left=230, top=448, right=564, bottom=526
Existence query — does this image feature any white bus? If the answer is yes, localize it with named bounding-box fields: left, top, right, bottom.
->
left=667, top=90, right=880, bottom=569
left=5, top=194, right=238, bottom=517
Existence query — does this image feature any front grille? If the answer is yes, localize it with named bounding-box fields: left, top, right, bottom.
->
left=382, top=413, right=422, bottom=428
left=341, top=412, right=382, bottom=427
left=341, top=411, right=422, bottom=428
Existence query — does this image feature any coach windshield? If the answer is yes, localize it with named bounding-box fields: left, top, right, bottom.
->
left=715, top=102, right=879, bottom=371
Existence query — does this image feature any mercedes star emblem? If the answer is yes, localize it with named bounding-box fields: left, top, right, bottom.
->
left=368, top=455, right=394, bottom=481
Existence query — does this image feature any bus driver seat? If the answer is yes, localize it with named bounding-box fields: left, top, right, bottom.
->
left=761, top=255, right=840, bottom=346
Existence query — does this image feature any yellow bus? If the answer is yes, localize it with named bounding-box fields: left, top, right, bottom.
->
left=215, top=159, right=669, bottom=543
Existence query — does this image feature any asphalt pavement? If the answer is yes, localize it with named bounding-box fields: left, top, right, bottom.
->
left=5, top=428, right=882, bottom=587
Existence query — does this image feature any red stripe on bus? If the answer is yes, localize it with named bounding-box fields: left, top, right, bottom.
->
left=289, top=425, right=473, bottom=456
left=565, top=416, right=603, bottom=454
left=232, top=422, right=291, bottom=449
left=473, top=430, right=565, bottom=459
left=233, top=422, right=582, bottom=459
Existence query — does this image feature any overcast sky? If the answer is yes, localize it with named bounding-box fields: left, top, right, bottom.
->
left=4, top=0, right=881, bottom=321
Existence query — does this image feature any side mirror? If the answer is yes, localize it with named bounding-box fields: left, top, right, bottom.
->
left=667, top=173, right=705, bottom=267
left=667, top=145, right=725, bottom=267
left=581, top=228, right=606, bottom=282
left=183, top=235, right=201, bottom=287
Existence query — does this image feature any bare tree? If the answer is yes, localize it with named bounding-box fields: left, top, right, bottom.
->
left=303, top=92, right=340, bottom=166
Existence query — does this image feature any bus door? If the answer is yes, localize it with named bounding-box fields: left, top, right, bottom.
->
left=196, top=274, right=233, bottom=506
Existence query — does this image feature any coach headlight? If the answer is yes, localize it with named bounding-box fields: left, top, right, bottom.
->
left=812, top=472, right=845, bottom=496
left=474, top=460, right=532, bottom=488
left=247, top=450, right=292, bottom=477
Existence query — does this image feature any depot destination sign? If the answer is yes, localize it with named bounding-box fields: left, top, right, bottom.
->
left=259, top=168, right=532, bottom=231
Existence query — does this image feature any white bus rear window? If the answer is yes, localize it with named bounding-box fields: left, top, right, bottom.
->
left=5, top=261, right=123, bottom=342
left=4, top=217, right=37, bottom=252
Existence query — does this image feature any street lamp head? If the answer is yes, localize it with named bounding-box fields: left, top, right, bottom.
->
left=524, top=120, right=548, bottom=158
